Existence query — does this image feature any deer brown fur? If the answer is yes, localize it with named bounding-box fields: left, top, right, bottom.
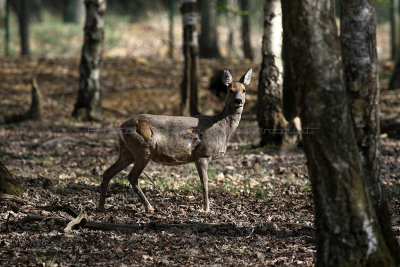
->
left=99, top=68, right=252, bottom=212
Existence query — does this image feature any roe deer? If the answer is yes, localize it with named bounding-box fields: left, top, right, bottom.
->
left=99, top=68, right=252, bottom=212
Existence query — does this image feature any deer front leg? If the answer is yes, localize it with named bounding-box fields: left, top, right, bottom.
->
left=195, top=158, right=211, bottom=212
left=127, top=158, right=154, bottom=213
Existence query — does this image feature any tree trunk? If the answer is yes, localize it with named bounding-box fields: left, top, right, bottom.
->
left=391, top=0, right=399, bottom=60
left=64, top=0, right=84, bottom=24
left=282, top=0, right=396, bottom=265
left=281, top=6, right=295, bottom=122
left=180, top=0, right=199, bottom=116
left=240, top=0, right=253, bottom=60
left=168, top=0, right=175, bottom=58
left=72, top=0, right=106, bottom=120
left=257, top=0, right=288, bottom=147
left=340, top=0, right=400, bottom=262
left=18, top=0, right=29, bottom=56
left=4, top=0, right=10, bottom=56
left=0, top=160, right=23, bottom=196
left=199, top=0, right=220, bottom=58
left=226, top=0, right=238, bottom=58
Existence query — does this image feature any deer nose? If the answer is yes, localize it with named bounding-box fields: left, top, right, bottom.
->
left=235, top=98, right=243, bottom=105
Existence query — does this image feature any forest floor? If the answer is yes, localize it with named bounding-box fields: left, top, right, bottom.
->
left=0, top=55, right=399, bottom=266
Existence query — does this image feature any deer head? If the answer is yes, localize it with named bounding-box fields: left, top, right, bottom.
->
left=222, top=68, right=252, bottom=113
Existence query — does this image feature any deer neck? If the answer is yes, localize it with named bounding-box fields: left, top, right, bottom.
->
left=215, top=104, right=243, bottom=140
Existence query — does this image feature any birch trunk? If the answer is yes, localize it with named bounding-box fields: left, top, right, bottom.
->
left=257, top=0, right=288, bottom=146
left=72, top=0, right=106, bottom=120
left=180, top=0, right=199, bottom=116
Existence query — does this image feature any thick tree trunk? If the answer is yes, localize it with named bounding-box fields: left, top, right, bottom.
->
left=257, top=0, right=288, bottom=146
left=18, top=0, right=29, bottom=56
left=282, top=0, right=396, bottom=265
left=180, top=0, right=199, bottom=116
left=64, top=0, right=84, bottom=24
left=240, top=0, right=253, bottom=60
left=72, top=0, right=106, bottom=120
left=199, top=0, right=220, bottom=58
left=281, top=8, right=295, bottom=122
left=340, top=0, right=400, bottom=263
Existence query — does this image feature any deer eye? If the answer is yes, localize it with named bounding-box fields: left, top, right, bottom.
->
left=243, top=89, right=247, bottom=94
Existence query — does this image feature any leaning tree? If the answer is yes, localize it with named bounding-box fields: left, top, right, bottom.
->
left=281, top=0, right=399, bottom=265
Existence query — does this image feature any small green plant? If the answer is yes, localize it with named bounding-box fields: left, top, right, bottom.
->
left=207, top=169, right=216, bottom=180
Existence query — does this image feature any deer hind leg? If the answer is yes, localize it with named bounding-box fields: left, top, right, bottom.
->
left=126, top=157, right=154, bottom=213
left=98, top=139, right=134, bottom=211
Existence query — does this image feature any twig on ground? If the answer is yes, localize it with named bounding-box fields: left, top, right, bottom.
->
left=64, top=212, right=88, bottom=233
left=143, top=172, right=165, bottom=197
left=246, top=227, right=255, bottom=238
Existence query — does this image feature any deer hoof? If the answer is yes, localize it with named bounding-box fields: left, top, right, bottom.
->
left=146, top=206, right=155, bottom=213
left=201, top=207, right=210, bottom=212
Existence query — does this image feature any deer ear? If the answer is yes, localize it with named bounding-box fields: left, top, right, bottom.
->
left=239, top=68, right=252, bottom=85
left=222, top=69, right=233, bottom=86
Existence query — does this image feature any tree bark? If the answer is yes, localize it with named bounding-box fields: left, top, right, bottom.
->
left=64, top=0, right=84, bottom=24
left=257, top=0, right=288, bottom=147
left=281, top=6, right=296, bottom=122
left=180, top=0, right=199, bottom=116
left=391, top=0, right=399, bottom=60
left=4, top=0, right=10, bottom=56
left=340, top=0, right=400, bottom=263
left=72, top=0, right=106, bottom=120
left=168, top=0, right=175, bottom=58
left=282, top=0, right=396, bottom=265
left=18, top=0, right=29, bottom=56
left=226, top=0, right=238, bottom=58
left=240, top=0, right=253, bottom=60
left=199, top=0, right=220, bottom=58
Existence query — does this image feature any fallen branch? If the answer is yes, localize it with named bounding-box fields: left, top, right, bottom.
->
left=64, top=212, right=88, bottom=233
left=18, top=214, right=236, bottom=233
left=0, top=194, right=33, bottom=205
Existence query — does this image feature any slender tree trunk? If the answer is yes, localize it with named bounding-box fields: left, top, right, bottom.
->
left=180, top=0, right=199, bottom=116
left=72, top=0, right=106, bottom=120
left=18, top=0, right=29, bottom=56
left=168, top=0, right=175, bottom=58
left=64, top=0, right=84, bottom=24
left=226, top=0, right=238, bottom=58
left=282, top=0, right=396, bottom=265
left=257, top=0, right=288, bottom=147
left=199, top=0, right=220, bottom=58
left=240, top=0, right=253, bottom=60
left=4, top=0, right=10, bottom=56
left=391, top=0, right=399, bottom=60
left=340, top=0, right=400, bottom=263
